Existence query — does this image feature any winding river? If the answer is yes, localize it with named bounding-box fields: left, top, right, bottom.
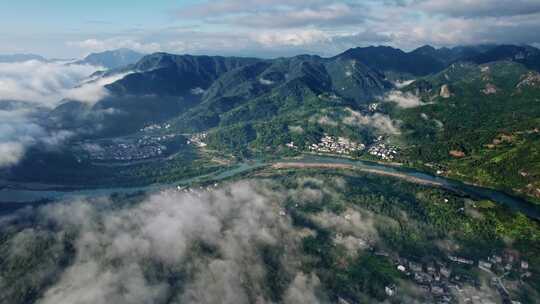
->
left=1, top=155, right=539, bottom=220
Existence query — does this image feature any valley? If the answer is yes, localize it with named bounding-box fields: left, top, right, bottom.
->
left=1, top=160, right=539, bottom=304
left=1, top=43, right=540, bottom=304
left=13, top=44, right=536, bottom=205
left=3, top=1, right=540, bottom=303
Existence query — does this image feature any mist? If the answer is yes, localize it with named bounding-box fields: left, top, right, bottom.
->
left=0, top=181, right=340, bottom=304
left=0, top=60, right=125, bottom=167
left=343, top=108, right=401, bottom=135
left=382, top=90, right=424, bottom=109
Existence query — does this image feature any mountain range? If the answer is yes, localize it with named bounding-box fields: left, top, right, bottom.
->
left=74, top=48, right=145, bottom=69
left=48, top=44, right=540, bottom=135
left=4, top=43, right=540, bottom=203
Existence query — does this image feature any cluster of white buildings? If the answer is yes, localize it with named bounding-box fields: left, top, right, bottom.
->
left=176, top=183, right=219, bottom=194
left=89, top=142, right=166, bottom=161
left=368, top=142, right=398, bottom=160
left=137, top=134, right=177, bottom=145
left=285, top=141, right=298, bottom=149
left=140, top=123, right=171, bottom=132
left=308, top=134, right=365, bottom=155
left=85, top=131, right=184, bottom=162
left=187, top=132, right=208, bottom=148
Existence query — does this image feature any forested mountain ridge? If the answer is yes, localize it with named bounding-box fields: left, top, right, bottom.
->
left=394, top=60, right=540, bottom=202
left=14, top=44, right=540, bottom=203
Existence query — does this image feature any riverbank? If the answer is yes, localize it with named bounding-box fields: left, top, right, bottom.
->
left=272, top=162, right=445, bottom=188
left=1, top=156, right=539, bottom=220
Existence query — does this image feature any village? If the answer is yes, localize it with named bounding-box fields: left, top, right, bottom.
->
left=269, top=203, right=532, bottom=304
left=304, top=134, right=399, bottom=161
left=185, top=131, right=401, bottom=162
left=306, top=134, right=365, bottom=155
left=82, top=133, right=180, bottom=162
left=187, top=132, right=208, bottom=148
left=384, top=251, right=531, bottom=303
left=175, top=182, right=220, bottom=194
left=367, top=136, right=399, bottom=161
left=139, top=122, right=172, bottom=132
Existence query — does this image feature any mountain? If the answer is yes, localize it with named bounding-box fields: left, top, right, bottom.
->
left=75, top=48, right=144, bottom=69
left=4, top=44, right=540, bottom=304
left=15, top=44, right=540, bottom=203
left=53, top=44, right=540, bottom=140
left=0, top=53, right=47, bottom=63
left=50, top=44, right=540, bottom=139
left=102, top=52, right=392, bottom=134
left=106, top=53, right=261, bottom=96
left=168, top=54, right=392, bottom=132
left=394, top=60, right=540, bottom=202
left=49, top=53, right=261, bottom=136
left=409, top=44, right=497, bottom=66
left=466, top=44, right=540, bottom=71
left=50, top=51, right=394, bottom=136
left=333, top=46, right=446, bottom=78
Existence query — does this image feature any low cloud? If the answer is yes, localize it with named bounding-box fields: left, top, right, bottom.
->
left=316, top=115, right=338, bottom=126
left=343, top=108, right=401, bottom=135
left=1, top=181, right=333, bottom=304
left=283, top=273, right=323, bottom=304
left=0, top=60, right=99, bottom=106
left=0, top=60, right=128, bottom=167
left=393, top=80, right=415, bottom=89
left=0, top=142, right=24, bottom=167
left=0, top=105, right=73, bottom=167
left=0, top=60, right=128, bottom=106
left=65, top=72, right=132, bottom=104
left=67, top=38, right=160, bottom=55
left=258, top=77, right=275, bottom=85
left=382, top=90, right=423, bottom=108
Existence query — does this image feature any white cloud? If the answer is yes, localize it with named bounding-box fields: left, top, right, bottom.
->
left=253, top=29, right=330, bottom=47
left=417, top=0, right=540, bottom=18
left=394, top=79, right=414, bottom=88
left=67, top=38, right=161, bottom=55
left=283, top=273, right=323, bottom=304
left=5, top=181, right=325, bottom=303
left=64, top=72, right=132, bottom=104
left=316, top=115, right=338, bottom=126
left=0, top=60, right=98, bottom=106
left=383, top=90, right=423, bottom=108
left=3, top=0, right=540, bottom=59
left=0, top=60, right=124, bottom=167
left=343, top=108, right=401, bottom=135
left=0, top=142, right=25, bottom=167
left=258, top=77, right=275, bottom=85
left=0, top=105, right=74, bottom=167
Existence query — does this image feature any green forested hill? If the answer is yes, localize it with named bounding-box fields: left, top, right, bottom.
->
left=393, top=61, right=540, bottom=202
left=24, top=45, right=540, bottom=203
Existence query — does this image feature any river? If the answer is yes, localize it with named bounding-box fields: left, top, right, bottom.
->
left=1, top=155, right=539, bottom=220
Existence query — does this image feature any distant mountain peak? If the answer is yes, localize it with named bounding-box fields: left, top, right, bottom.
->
left=76, top=49, right=145, bottom=69
left=412, top=45, right=437, bottom=53
left=334, top=45, right=442, bottom=76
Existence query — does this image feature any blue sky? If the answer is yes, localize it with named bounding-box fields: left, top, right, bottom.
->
left=1, top=0, right=540, bottom=58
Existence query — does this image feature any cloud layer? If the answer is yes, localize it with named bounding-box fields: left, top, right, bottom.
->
left=343, top=108, right=401, bottom=135
left=52, top=0, right=540, bottom=58
left=0, top=60, right=124, bottom=167
left=0, top=104, right=73, bottom=166
left=382, top=90, right=424, bottom=108
left=0, top=181, right=343, bottom=304
left=0, top=60, right=121, bottom=106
